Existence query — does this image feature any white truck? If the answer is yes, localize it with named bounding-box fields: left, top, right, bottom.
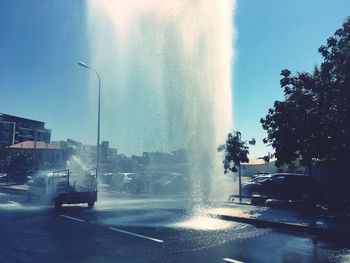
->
left=28, top=168, right=97, bottom=209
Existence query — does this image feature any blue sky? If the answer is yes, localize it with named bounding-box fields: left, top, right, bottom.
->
left=234, top=0, right=350, bottom=158
left=1, top=0, right=349, bottom=158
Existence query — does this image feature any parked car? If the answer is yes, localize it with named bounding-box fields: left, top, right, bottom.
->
left=251, top=174, right=272, bottom=182
left=251, top=172, right=270, bottom=181
left=150, top=173, right=188, bottom=194
left=242, top=173, right=316, bottom=200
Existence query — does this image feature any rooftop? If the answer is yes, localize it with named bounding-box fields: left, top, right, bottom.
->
left=0, top=113, right=45, bottom=125
left=7, top=141, right=61, bottom=150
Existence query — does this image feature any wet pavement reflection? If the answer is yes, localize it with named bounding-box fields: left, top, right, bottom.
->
left=0, top=189, right=349, bottom=262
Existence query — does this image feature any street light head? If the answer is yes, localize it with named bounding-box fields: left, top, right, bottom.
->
left=78, top=61, right=90, bottom=68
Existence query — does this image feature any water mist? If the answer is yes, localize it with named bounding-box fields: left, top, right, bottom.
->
left=87, top=0, right=236, bottom=202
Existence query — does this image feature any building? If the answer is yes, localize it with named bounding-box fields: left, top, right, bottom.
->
left=142, top=150, right=189, bottom=175
left=0, top=120, right=15, bottom=147
left=51, top=139, right=119, bottom=172
left=240, top=159, right=278, bottom=176
left=52, top=138, right=95, bottom=167
left=101, top=141, right=110, bottom=161
left=0, top=113, right=51, bottom=147
left=7, top=140, right=65, bottom=169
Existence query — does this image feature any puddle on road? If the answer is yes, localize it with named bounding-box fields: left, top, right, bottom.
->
left=0, top=200, right=21, bottom=208
left=0, top=199, right=53, bottom=211
left=171, top=215, right=236, bottom=230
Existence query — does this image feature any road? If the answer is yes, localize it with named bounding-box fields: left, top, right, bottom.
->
left=0, top=190, right=349, bottom=263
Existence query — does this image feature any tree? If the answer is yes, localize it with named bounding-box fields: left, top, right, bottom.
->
left=316, top=17, right=350, bottom=163
left=262, top=155, right=270, bottom=164
left=218, top=131, right=255, bottom=202
left=0, top=146, right=10, bottom=173
left=261, top=17, right=350, bottom=168
left=7, top=152, right=39, bottom=182
left=261, top=69, right=319, bottom=168
left=217, top=131, right=255, bottom=173
left=277, top=159, right=304, bottom=174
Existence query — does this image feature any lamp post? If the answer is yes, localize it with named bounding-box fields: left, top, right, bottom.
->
left=78, top=61, right=101, bottom=176
left=237, top=131, right=242, bottom=203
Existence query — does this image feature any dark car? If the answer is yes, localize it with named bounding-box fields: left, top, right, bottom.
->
left=242, top=173, right=315, bottom=200
left=251, top=172, right=270, bottom=181
left=251, top=174, right=272, bottom=182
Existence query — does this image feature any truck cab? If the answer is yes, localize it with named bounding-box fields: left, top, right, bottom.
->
left=27, top=171, right=57, bottom=202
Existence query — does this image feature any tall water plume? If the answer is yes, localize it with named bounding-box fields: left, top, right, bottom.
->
left=87, top=0, right=236, bottom=201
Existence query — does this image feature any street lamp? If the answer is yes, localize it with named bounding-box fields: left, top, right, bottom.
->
left=237, top=131, right=242, bottom=203
left=78, top=61, right=101, bottom=176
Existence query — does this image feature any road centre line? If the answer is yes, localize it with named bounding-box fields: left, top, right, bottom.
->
left=108, top=227, right=164, bottom=243
left=223, top=258, right=244, bottom=263
left=60, top=214, right=86, bottom=223
left=59, top=215, right=163, bottom=243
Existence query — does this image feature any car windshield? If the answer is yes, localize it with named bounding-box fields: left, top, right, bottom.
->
left=254, top=176, right=270, bottom=182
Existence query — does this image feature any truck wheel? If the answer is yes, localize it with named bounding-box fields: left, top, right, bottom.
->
left=88, top=201, right=95, bottom=209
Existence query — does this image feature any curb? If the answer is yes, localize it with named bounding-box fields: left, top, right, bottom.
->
left=208, top=213, right=349, bottom=240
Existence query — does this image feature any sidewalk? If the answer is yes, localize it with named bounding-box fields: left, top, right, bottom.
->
left=207, top=202, right=350, bottom=240
left=0, top=182, right=28, bottom=193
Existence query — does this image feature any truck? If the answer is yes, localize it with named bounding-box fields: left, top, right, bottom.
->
left=28, top=168, right=97, bottom=209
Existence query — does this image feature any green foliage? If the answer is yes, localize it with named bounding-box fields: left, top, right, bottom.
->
left=277, top=159, right=304, bottom=174
left=261, top=17, right=350, bottom=167
left=262, top=155, right=270, bottom=163
left=0, top=146, right=10, bottom=172
left=218, top=131, right=253, bottom=173
left=7, top=152, right=39, bottom=182
left=248, top=138, right=256, bottom=145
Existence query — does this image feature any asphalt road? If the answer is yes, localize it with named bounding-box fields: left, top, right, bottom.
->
left=0, top=190, right=349, bottom=263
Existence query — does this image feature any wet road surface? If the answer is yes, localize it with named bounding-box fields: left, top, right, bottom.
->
left=0, top=190, right=349, bottom=263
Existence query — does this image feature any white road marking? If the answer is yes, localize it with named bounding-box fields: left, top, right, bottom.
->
left=60, top=214, right=86, bottom=223
left=223, top=258, right=244, bottom=263
left=59, top=215, right=163, bottom=243
left=108, top=227, right=164, bottom=243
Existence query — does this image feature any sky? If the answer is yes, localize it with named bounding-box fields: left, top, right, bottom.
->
left=1, top=0, right=349, bottom=158
left=233, top=0, right=350, bottom=158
